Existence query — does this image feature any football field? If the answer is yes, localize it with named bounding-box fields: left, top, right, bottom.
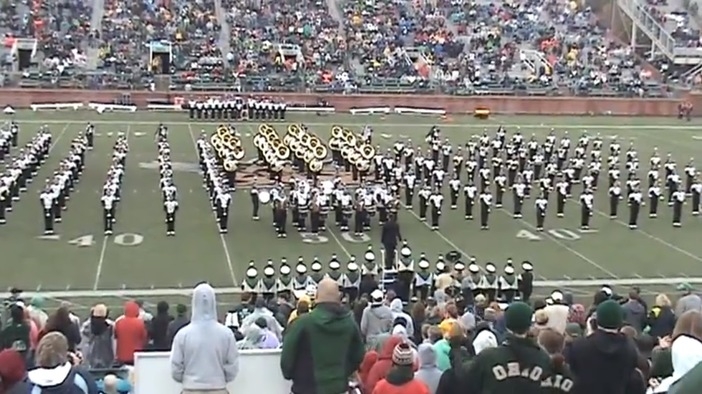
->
left=2, top=110, right=702, bottom=313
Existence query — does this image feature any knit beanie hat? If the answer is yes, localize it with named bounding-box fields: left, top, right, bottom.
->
left=0, top=349, right=26, bottom=390
left=505, top=302, right=533, bottom=335
left=392, top=343, right=414, bottom=366
left=596, top=300, right=624, bottom=329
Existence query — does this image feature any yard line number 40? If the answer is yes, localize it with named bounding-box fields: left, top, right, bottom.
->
left=38, top=233, right=144, bottom=247
left=517, top=229, right=590, bottom=241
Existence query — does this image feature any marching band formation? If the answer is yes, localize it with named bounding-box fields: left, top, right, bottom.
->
left=157, top=125, right=179, bottom=236
left=239, top=243, right=536, bottom=305
left=100, top=135, right=128, bottom=236
left=186, top=98, right=287, bottom=121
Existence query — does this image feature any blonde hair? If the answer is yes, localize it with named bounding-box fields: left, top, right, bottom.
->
left=36, top=332, right=69, bottom=367
left=655, top=293, right=672, bottom=308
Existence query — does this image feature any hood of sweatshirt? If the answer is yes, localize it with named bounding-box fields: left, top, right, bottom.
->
left=191, top=283, right=217, bottom=323
left=417, top=343, right=437, bottom=368
left=123, top=301, right=139, bottom=318
left=306, top=302, right=354, bottom=335
left=379, top=336, right=404, bottom=360
left=390, top=299, right=403, bottom=313
left=28, top=363, right=85, bottom=394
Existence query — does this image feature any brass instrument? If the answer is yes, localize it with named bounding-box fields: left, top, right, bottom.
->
left=279, top=123, right=328, bottom=174
left=327, top=125, right=375, bottom=171
left=210, top=124, right=245, bottom=172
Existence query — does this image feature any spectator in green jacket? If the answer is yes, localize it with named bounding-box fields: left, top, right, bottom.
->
left=280, top=278, right=365, bottom=394
left=0, top=304, right=30, bottom=356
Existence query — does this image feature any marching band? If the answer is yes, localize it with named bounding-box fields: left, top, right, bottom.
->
left=186, top=98, right=287, bottom=121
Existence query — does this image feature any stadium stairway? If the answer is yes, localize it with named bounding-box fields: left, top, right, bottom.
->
left=214, top=0, right=232, bottom=68
left=85, top=0, right=104, bottom=70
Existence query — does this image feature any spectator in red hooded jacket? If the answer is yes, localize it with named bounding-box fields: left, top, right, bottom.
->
left=0, top=349, right=30, bottom=394
left=114, top=301, right=147, bottom=365
left=364, top=336, right=417, bottom=393
left=359, top=350, right=379, bottom=389
left=372, top=343, right=429, bottom=394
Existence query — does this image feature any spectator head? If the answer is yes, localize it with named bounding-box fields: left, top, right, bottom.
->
left=192, top=283, right=217, bottom=322
left=537, top=328, right=566, bottom=371
left=392, top=325, right=408, bottom=339
left=46, top=306, right=72, bottom=331
left=593, top=290, right=611, bottom=306
left=254, top=297, right=267, bottom=309
left=391, top=343, right=414, bottom=367
left=103, top=375, right=119, bottom=394
left=91, top=303, right=108, bottom=318
left=176, top=304, right=187, bottom=317
left=254, top=317, right=267, bottom=329
left=484, top=307, right=498, bottom=323
left=672, top=310, right=702, bottom=341
left=504, top=302, right=533, bottom=336
left=655, top=293, right=672, bottom=307
left=411, top=301, right=425, bottom=324
left=36, top=332, right=69, bottom=368
left=445, top=303, right=459, bottom=319
left=370, top=289, right=384, bottom=306
left=427, top=326, right=443, bottom=344
left=548, top=291, right=564, bottom=305
left=677, top=283, right=693, bottom=295
left=620, top=325, right=638, bottom=339
left=0, top=349, right=26, bottom=392
left=596, top=300, right=624, bottom=331
left=533, top=299, right=548, bottom=311
left=316, top=278, right=341, bottom=303
left=565, top=322, right=583, bottom=342
left=9, top=303, right=24, bottom=324
left=156, top=301, right=169, bottom=315
left=460, top=310, right=476, bottom=333
left=474, top=294, right=487, bottom=307
left=534, top=309, right=549, bottom=329
left=297, top=299, right=310, bottom=316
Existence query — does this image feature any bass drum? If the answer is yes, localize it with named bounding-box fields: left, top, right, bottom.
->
left=258, top=190, right=271, bottom=204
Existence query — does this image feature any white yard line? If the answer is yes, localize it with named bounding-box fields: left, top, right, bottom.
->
left=93, top=126, right=131, bottom=290
left=590, top=208, right=702, bottom=264
left=186, top=123, right=238, bottom=286
left=6, top=275, right=701, bottom=298
left=9, top=119, right=702, bottom=131
left=496, top=208, right=619, bottom=278
left=400, top=201, right=473, bottom=258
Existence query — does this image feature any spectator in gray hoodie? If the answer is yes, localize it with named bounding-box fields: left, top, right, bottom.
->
left=240, top=298, right=283, bottom=340
left=622, top=289, right=647, bottom=332
left=390, top=298, right=414, bottom=336
left=361, top=289, right=393, bottom=344
left=415, top=343, right=442, bottom=394
left=80, top=304, right=115, bottom=369
left=170, top=283, right=239, bottom=394
left=676, top=283, right=702, bottom=316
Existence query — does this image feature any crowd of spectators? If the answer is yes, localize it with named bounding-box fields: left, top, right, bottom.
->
left=2, top=277, right=702, bottom=394
left=0, top=0, right=699, bottom=95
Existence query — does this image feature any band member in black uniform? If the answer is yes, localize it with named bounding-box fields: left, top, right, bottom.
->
left=242, top=262, right=261, bottom=302
left=274, top=195, right=288, bottom=238
left=628, top=188, right=642, bottom=229
left=260, top=261, right=277, bottom=303
left=512, top=179, right=526, bottom=218
left=101, top=190, right=116, bottom=235
left=463, top=260, right=481, bottom=303
left=396, top=242, right=414, bottom=303
left=250, top=181, right=261, bottom=220
left=343, top=257, right=360, bottom=303
left=10, top=122, right=18, bottom=147
left=479, top=190, right=492, bottom=230
left=85, top=123, right=95, bottom=150
left=672, top=190, right=686, bottom=227
left=464, top=181, right=477, bottom=220
left=609, top=181, right=622, bottom=219
left=293, top=259, right=310, bottom=292
left=309, top=258, right=324, bottom=286
left=0, top=183, right=7, bottom=225
left=580, top=189, right=594, bottom=230
left=277, top=260, right=293, bottom=300
left=556, top=179, right=567, bottom=218
left=215, top=190, right=231, bottom=233
left=448, top=175, right=460, bottom=209
left=381, top=214, right=401, bottom=269
left=649, top=181, right=661, bottom=218
left=535, top=194, right=547, bottom=231
left=310, top=195, right=321, bottom=236
left=518, top=261, right=534, bottom=303
left=40, top=188, right=55, bottom=235
left=327, top=255, right=344, bottom=291
left=499, top=263, right=518, bottom=303
left=429, top=189, right=443, bottom=230
left=413, top=254, right=432, bottom=302
left=404, top=171, right=416, bottom=208
left=417, top=186, right=430, bottom=221
left=692, top=179, right=702, bottom=215
left=353, top=197, right=365, bottom=236
left=164, top=196, right=178, bottom=236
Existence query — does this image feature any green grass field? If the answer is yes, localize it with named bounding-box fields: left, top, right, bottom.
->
left=1, top=111, right=702, bottom=313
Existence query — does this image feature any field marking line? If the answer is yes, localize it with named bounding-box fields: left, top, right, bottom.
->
left=496, top=208, right=619, bottom=278
left=6, top=275, right=700, bottom=298
left=590, top=207, right=702, bottom=264
left=93, top=125, right=131, bottom=291
left=9, top=119, right=702, bottom=131
left=400, top=201, right=474, bottom=258
left=186, top=123, right=237, bottom=286
left=49, top=122, right=71, bottom=152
